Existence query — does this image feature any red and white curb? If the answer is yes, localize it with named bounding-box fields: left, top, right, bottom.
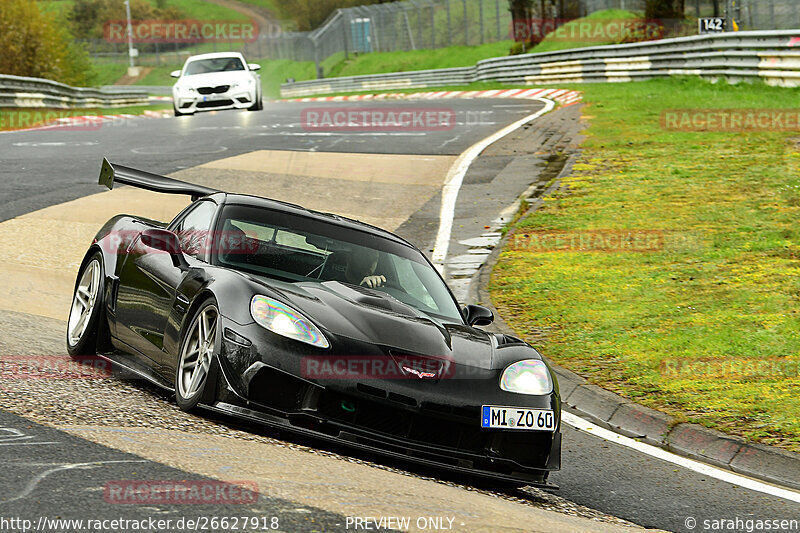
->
left=279, top=88, right=582, bottom=106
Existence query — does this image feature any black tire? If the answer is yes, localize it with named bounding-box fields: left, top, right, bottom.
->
left=248, top=91, right=263, bottom=111
left=66, top=252, right=105, bottom=357
left=175, top=299, right=220, bottom=411
left=173, top=106, right=193, bottom=117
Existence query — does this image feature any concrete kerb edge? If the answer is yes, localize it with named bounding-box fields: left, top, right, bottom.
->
left=466, top=147, right=800, bottom=493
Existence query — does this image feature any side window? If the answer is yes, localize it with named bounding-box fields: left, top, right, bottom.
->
left=172, top=201, right=216, bottom=260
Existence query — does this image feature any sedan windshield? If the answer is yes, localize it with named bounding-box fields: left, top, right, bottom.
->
left=213, top=204, right=463, bottom=322
left=184, top=57, right=244, bottom=76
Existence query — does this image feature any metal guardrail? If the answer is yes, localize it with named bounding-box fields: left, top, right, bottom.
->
left=0, top=74, right=149, bottom=108
left=281, top=30, right=800, bottom=97
left=102, top=85, right=173, bottom=96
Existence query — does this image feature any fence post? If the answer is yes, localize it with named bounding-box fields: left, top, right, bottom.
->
left=463, top=0, right=468, bottom=45
left=431, top=2, right=436, bottom=49
left=496, top=0, right=501, bottom=41
left=479, top=0, right=484, bottom=44
left=342, top=16, right=349, bottom=59
left=769, top=0, right=775, bottom=28
left=446, top=0, right=451, bottom=46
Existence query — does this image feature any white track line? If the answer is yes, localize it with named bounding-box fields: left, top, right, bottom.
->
left=562, top=412, right=800, bottom=504
left=431, top=97, right=555, bottom=270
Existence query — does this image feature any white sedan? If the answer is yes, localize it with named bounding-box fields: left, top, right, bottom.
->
left=171, top=52, right=262, bottom=116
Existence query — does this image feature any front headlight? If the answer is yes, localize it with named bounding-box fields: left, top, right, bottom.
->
left=250, top=295, right=329, bottom=348
left=500, top=359, right=553, bottom=395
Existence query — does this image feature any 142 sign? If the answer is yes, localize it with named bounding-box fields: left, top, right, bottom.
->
left=698, top=17, right=726, bottom=34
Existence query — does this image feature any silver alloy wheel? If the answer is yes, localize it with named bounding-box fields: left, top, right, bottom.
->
left=67, top=259, right=101, bottom=347
left=177, top=305, right=218, bottom=400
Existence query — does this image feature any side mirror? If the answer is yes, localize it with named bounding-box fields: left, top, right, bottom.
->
left=140, top=229, right=188, bottom=269
left=464, top=304, right=494, bottom=327
left=170, top=70, right=181, bottom=78
left=248, top=63, right=261, bottom=71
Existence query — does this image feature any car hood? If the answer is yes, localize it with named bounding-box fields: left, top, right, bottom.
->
left=261, top=279, right=497, bottom=369
left=178, top=71, right=252, bottom=88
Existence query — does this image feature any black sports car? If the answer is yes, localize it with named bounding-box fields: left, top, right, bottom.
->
left=67, top=159, right=561, bottom=487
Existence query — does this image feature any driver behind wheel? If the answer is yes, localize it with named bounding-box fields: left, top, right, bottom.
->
left=346, top=247, right=385, bottom=288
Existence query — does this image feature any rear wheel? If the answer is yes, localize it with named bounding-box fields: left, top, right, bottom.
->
left=175, top=300, right=219, bottom=411
left=66, top=253, right=104, bottom=356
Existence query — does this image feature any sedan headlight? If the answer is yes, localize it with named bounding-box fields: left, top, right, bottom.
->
left=250, top=295, right=329, bottom=348
left=500, top=359, right=553, bottom=395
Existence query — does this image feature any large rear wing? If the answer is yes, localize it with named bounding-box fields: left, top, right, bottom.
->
left=99, top=158, right=220, bottom=201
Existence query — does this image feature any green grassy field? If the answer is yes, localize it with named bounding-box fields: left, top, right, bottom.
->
left=90, top=62, right=129, bottom=87
left=326, top=41, right=514, bottom=78
left=488, top=77, right=800, bottom=452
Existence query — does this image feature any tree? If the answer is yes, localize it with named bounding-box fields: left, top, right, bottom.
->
left=68, top=0, right=182, bottom=40
left=645, top=0, right=686, bottom=19
left=0, top=0, right=93, bottom=86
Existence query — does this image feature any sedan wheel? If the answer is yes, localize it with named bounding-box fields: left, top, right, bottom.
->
left=66, top=255, right=103, bottom=355
left=176, top=302, right=219, bottom=410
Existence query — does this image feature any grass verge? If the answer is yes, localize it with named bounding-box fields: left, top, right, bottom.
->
left=325, top=41, right=513, bottom=78
left=488, top=77, right=800, bottom=452
left=0, top=104, right=172, bottom=132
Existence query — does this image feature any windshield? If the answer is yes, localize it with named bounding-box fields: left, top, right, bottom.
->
left=213, top=204, right=463, bottom=322
left=184, top=57, right=244, bottom=76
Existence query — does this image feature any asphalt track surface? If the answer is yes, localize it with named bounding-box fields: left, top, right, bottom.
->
left=1, top=99, right=799, bottom=532
left=0, top=410, right=351, bottom=532
left=0, top=100, right=527, bottom=222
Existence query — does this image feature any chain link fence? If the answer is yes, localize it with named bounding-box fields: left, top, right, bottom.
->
left=86, top=0, right=800, bottom=71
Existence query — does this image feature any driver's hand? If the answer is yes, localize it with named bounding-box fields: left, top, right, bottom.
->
left=360, top=275, right=386, bottom=288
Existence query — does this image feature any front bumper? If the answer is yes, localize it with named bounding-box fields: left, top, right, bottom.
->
left=209, top=318, right=562, bottom=486
left=173, top=89, right=256, bottom=113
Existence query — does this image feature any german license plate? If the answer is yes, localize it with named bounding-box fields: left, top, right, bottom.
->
left=481, top=405, right=555, bottom=431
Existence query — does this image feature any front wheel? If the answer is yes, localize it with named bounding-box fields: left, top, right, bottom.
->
left=175, top=300, right=219, bottom=411
left=248, top=92, right=263, bottom=111
left=66, top=253, right=104, bottom=356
